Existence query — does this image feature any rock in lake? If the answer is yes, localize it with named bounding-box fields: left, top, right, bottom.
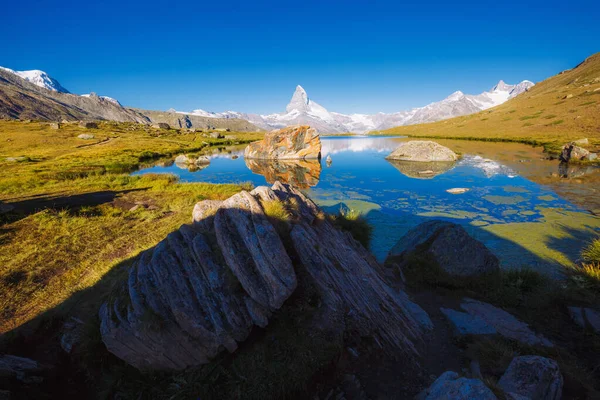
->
left=446, top=188, right=470, bottom=194
left=498, top=356, right=562, bottom=400
left=386, top=141, right=458, bottom=162
left=419, top=371, right=497, bottom=400
left=559, top=143, right=590, bottom=162
left=244, top=125, right=321, bottom=160
left=387, top=220, right=500, bottom=277
left=99, top=182, right=431, bottom=370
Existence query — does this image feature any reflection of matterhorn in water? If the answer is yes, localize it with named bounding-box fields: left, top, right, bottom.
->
left=321, top=137, right=398, bottom=156
left=459, top=155, right=517, bottom=178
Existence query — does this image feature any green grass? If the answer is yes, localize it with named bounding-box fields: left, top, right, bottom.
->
left=582, top=239, right=600, bottom=263
left=0, top=120, right=263, bottom=333
left=329, top=209, right=373, bottom=249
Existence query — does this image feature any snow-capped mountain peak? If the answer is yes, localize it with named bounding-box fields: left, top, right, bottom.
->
left=286, top=85, right=310, bottom=113
left=177, top=79, right=534, bottom=134
left=81, top=93, right=122, bottom=107
left=0, top=66, right=70, bottom=93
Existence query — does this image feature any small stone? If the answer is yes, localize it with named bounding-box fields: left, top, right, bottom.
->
left=152, top=122, right=170, bottom=129
left=563, top=94, right=573, bottom=99
left=440, top=308, right=497, bottom=336
left=77, top=133, right=95, bottom=140
left=49, top=122, right=60, bottom=129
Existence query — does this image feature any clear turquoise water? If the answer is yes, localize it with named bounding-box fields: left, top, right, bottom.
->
left=133, top=136, right=588, bottom=262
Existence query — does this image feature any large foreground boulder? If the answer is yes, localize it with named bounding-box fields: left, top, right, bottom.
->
left=244, top=125, right=321, bottom=160
left=386, top=141, right=458, bottom=162
left=388, top=220, right=500, bottom=277
left=99, top=182, right=431, bottom=370
left=559, top=142, right=595, bottom=162
left=498, top=356, right=563, bottom=400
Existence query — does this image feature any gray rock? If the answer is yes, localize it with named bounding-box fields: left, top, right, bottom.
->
left=586, top=153, right=598, bottom=161
left=386, top=141, right=458, bottom=162
left=152, top=122, right=170, bottom=129
left=420, top=371, right=497, bottom=399
left=100, top=182, right=431, bottom=370
left=77, top=133, right=95, bottom=140
left=49, top=122, right=60, bottom=129
left=568, top=306, right=600, bottom=333
left=60, top=317, right=85, bottom=354
left=440, top=307, right=497, bottom=336
left=209, top=132, right=224, bottom=139
left=4, top=157, right=27, bottom=163
left=498, top=356, right=562, bottom=400
left=78, top=121, right=98, bottom=129
left=460, top=299, right=553, bottom=347
left=0, top=355, right=42, bottom=382
left=387, top=220, right=500, bottom=277
left=560, top=143, right=590, bottom=162
left=572, top=138, right=589, bottom=145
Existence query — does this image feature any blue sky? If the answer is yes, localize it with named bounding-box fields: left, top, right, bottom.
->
left=2, top=0, right=599, bottom=114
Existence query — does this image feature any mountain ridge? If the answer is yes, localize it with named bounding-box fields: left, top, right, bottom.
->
left=181, top=80, right=534, bottom=133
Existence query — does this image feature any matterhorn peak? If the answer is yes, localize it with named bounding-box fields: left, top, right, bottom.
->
left=286, top=85, right=310, bottom=113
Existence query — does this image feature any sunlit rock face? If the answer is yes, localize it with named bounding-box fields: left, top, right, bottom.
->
left=387, top=159, right=456, bottom=179
left=244, top=125, right=321, bottom=160
left=99, top=182, right=432, bottom=371
left=245, top=158, right=321, bottom=188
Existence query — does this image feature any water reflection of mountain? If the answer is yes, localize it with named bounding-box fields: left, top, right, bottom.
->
left=387, top=159, right=456, bottom=179
left=321, top=137, right=399, bottom=155
left=245, top=158, right=321, bottom=188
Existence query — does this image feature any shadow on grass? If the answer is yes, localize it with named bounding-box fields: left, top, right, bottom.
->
left=0, top=188, right=148, bottom=225
left=0, top=199, right=599, bottom=399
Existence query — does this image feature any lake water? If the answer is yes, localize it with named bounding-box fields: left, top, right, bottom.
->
left=134, top=136, right=600, bottom=273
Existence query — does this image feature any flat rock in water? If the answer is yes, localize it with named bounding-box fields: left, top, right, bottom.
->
left=244, top=125, right=321, bottom=160
left=99, top=182, right=431, bottom=370
left=387, top=220, right=500, bottom=277
left=386, top=141, right=458, bottom=162
left=498, top=356, right=563, bottom=400
left=419, top=371, right=497, bottom=400
left=460, top=298, right=553, bottom=347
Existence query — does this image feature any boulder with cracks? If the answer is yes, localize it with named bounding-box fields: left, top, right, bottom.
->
left=99, top=182, right=431, bottom=370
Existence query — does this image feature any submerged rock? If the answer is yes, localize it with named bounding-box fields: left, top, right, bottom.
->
left=387, top=159, right=456, bottom=179
left=498, top=356, right=563, bottom=400
left=388, top=220, right=500, bottom=277
left=244, top=125, right=321, bottom=160
left=386, top=141, right=458, bottom=162
left=419, top=371, right=497, bottom=400
left=447, top=188, right=470, bottom=194
left=99, top=182, right=430, bottom=370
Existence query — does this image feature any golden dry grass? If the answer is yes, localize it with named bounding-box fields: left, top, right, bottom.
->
left=0, top=120, right=262, bottom=333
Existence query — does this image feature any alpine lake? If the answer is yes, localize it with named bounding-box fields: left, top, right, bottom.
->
left=134, top=136, right=600, bottom=277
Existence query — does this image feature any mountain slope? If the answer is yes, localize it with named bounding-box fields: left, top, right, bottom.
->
left=380, top=52, right=600, bottom=143
left=182, top=80, right=533, bottom=134
left=0, top=67, right=261, bottom=131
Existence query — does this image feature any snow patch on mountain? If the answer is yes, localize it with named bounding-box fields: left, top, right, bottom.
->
left=179, top=80, right=533, bottom=133
left=0, top=67, right=70, bottom=93
left=81, top=93, right=122, bottom=106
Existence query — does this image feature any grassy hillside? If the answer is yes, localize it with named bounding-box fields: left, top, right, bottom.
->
left=380, top=52, right=600, bottom=148
left=0, top=120, right=262, bottom=333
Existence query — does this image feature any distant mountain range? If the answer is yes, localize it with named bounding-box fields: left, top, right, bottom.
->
left=179, top=80, right=534, bottom=133
left=0, top=67, right=259, bottom=131
left=0, top=65, right=533, bottom=133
